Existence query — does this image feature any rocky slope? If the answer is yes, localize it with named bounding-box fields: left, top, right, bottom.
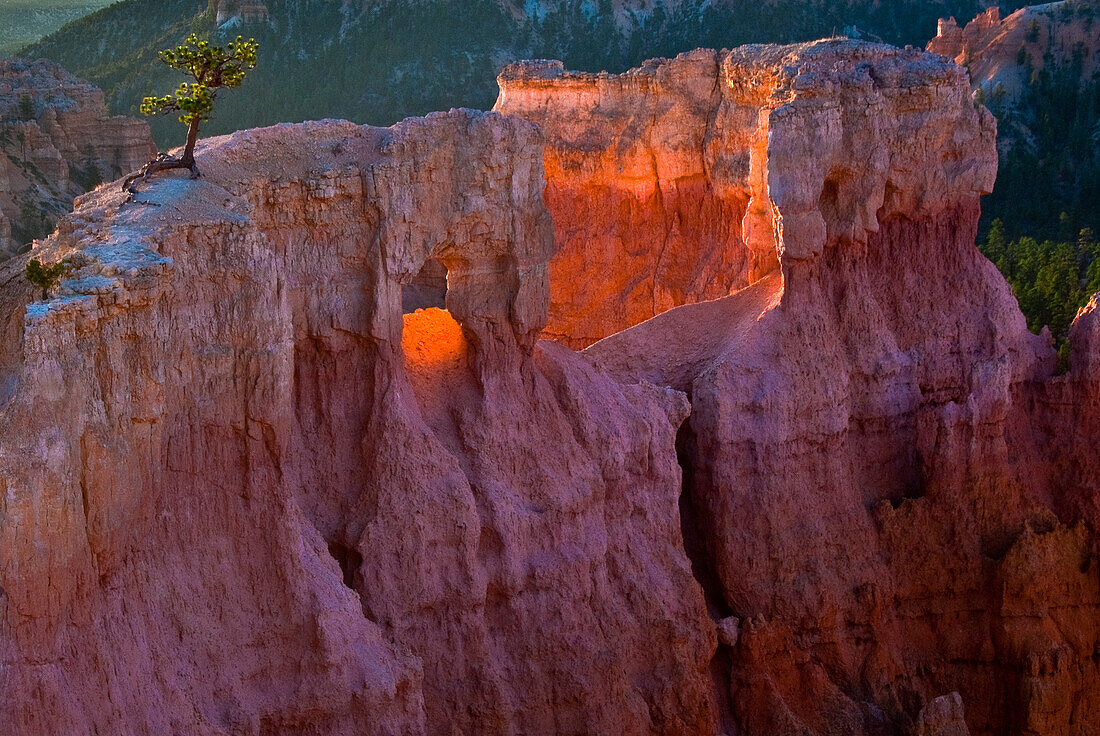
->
left=0, top=58, right=155, bottom=257
left=209, top=0, right=270, bottom=25
left=929, top=2, right=1100, bottom=100
left=1, top=38, right=1099, bottom=736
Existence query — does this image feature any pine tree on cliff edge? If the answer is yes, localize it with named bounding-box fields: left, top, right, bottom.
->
left=123, top=34, right=258, bottom=193
left=25, top=259, right=66, bottom=301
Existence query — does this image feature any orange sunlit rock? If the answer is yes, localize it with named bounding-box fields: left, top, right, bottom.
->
left=497, top=50, right=775, bottom=348
left=403, top=308, right=467, bottom=370
left=402, top=307, right=475, bottom=421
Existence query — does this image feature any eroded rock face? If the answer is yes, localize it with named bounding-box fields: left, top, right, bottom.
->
left=0, top=58, right=156, bottom=257
left=495, top=52, right=769, bottom=348
left=495, top=42, right=996, bottom=348
left=583, top=41, right=1100, bottom=736
left=929, top=2, right=1100, bottom=102
left=0, top=111, right=714, bottom=735
left=917, top=693, right=969, bottom=736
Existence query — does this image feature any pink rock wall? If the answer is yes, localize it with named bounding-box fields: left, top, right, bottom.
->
left=0, top=112, right=714, bottom=735
left=0, top=58, right=156, bottom=256
left=583, top=40, right=1100, bottom=736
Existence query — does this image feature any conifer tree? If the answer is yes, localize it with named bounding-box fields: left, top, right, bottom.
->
left=24, top=259, right=65, bottom=300
left=124, top=34, right=258, bottom=192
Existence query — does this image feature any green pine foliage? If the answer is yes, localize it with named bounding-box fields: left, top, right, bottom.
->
left=980, top=219, right=1099, bottom=344
left=24, top=257, right=66, bottom=299
left=981, top=57, right=1100, bottom=240
left=140, top=34, right=258, bottom=125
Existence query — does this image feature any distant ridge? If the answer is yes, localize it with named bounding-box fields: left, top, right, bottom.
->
left=0, top=0, right=116, bottom=57
left=22, top=0, right=1032, bottom=147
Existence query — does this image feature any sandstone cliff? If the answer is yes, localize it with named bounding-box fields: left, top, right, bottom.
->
left=2, top=38, right=1099, bottom=736
left=0, top=110, right=713, bottom=735
left=576, top=41, right=1100, bottom=736
left=929, top=2, right=1100, bottom=100
left=495, top=42, right=997, bottom=348
left=0, top=58, right=155, bottom=259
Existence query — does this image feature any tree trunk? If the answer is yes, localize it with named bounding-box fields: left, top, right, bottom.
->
left=181, top=117, right=201, bottom=167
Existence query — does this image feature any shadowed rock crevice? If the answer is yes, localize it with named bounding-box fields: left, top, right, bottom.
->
left=327, top=540, right=363, bottom=592
left=818, top=178, right=842, bottom=228
left=676, top=420, right=733, bottom=621
left=675, top=418, right=738, bottom=734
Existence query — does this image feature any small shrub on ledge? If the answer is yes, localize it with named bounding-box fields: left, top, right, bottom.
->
left=24, top=259, right=66, bottom=300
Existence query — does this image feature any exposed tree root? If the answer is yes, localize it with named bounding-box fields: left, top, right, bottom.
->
left=122, top=153, right=201, bottom=194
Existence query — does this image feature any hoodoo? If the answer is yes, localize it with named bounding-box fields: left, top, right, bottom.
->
left=928, top=2, right=1100, bottom=101
left=0, top=39, right=1098, bottom=736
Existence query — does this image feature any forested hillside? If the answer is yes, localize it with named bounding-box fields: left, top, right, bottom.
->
left=0, top=0, right=115, bottom=56
left=955, top=2, right=1100, bottom=346
left=24, top=0, right=1033, bottom=146
left=978, top=64, right=1100, bottom=345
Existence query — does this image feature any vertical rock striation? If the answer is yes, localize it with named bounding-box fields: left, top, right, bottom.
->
left=3, top=38, right=1100, bottom=736
left=495, top=51, right=778, bottom=348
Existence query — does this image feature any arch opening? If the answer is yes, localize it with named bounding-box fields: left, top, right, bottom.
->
left=402, top=257, right=448, bottom=313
